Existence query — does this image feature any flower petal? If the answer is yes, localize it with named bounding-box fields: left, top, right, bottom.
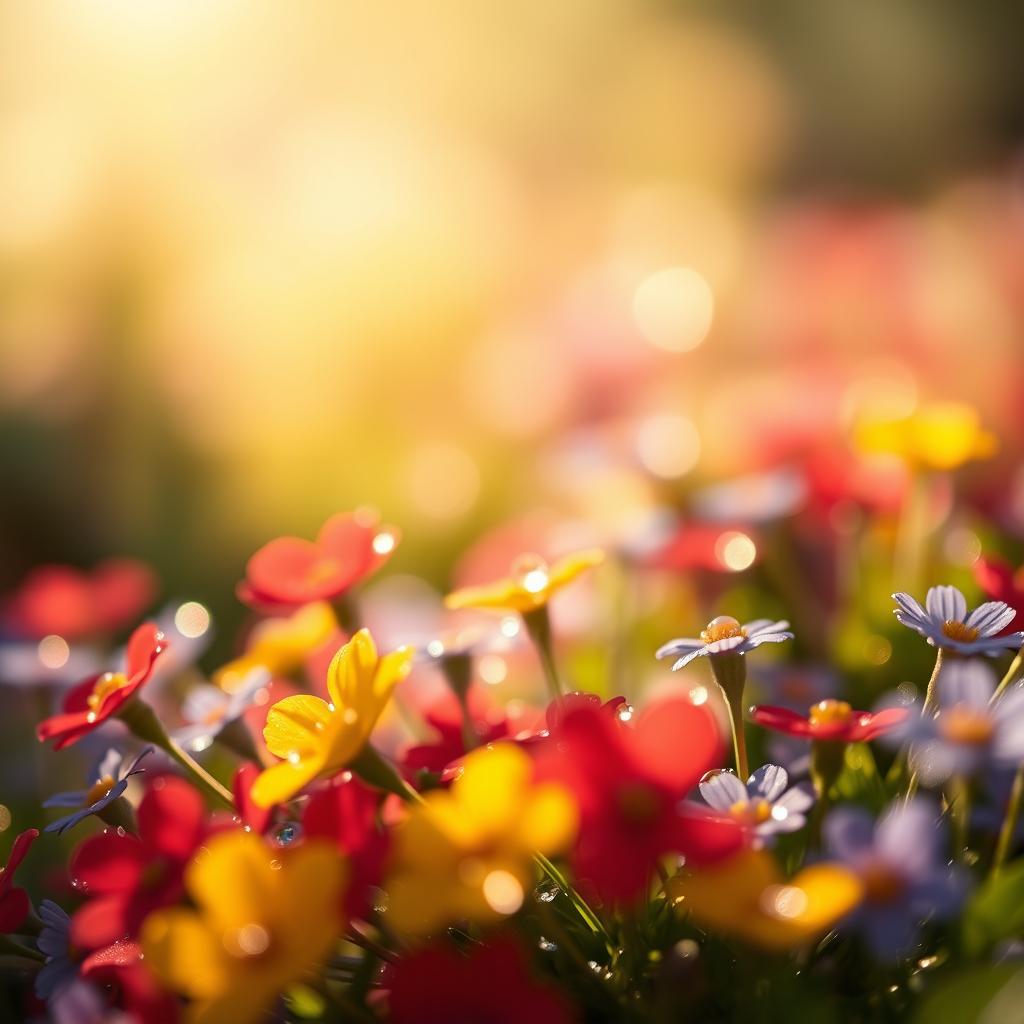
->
left=965, top=601, right=1017, bottom=637
left=748, top=764, right=788, bottom=802
left=699, top=771, right=746, bottom=810
left=926, top=585, right=967, bottom=624
left=262, top=694, right=333, bottom=761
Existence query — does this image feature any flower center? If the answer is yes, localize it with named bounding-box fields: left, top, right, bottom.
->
left=729, top=799, right=772, bottom=826
left=861, top=861, right=906, bottom=905
left=223, top=922, right=272, bottom=959
left=87, top=672, right=129, bottom=713
left=85, top=775, right=117, bottom=805
left=941, top=620, right=979, bottom=644
left=616, top=782, right=662, bottom=825
left=700, top=616, right=746, bottom=645
left=809, top=699, right=853, bottom=727
left=512, top=554, right=550, bottom=594
left=938, top=704, right=994, bottom=745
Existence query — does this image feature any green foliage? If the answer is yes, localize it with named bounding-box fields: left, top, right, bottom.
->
left=962, top=858, right=1024, bottom=958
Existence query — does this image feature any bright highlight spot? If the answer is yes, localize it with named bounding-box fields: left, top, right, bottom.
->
left=762, top=884, right=808, bottom=920
left=632, top=267, right=714, bottom=352
left=372, top=531, right=397, bottom=556
left=482, top=870, right=524, bottom=915
left=37, top=634, right=70, bottom=669
left=636, top=414, right=701, bottom=479
left=174, top=601, right=211, bottom=639
left=0, top=805, right=10, bottom=832
left=715, top=532, right=757, bottom=572
left=478, top=655, right=507, bottom=685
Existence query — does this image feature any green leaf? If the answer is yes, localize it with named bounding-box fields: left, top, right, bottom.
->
left=914, top=966, right=1024, bottom=1024
left=963, top=858, right=1024, bottom=957
left=284, top=984, right=326, bottom=1019
left=833, top=742, right=886, bottom=811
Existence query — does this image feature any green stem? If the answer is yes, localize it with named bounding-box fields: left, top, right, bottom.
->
left=708, top=654, right=748, bottom=779
left=535, top=852, right=607, bottom=940
left=522, top=606, right=563, bottom=700
left=440, top=654, right=480, bottom=753
left=349, top=744, right=421, bottom=803
left=727, top=695, right=749, bottom=781
left=118, top=700, right=233, bottom=807
left=948, top=775, right=971, bottom=864
left=923, top=649, right=945, bottom=715
left=992, top=647, right=1024, bottom=705
left=992, top=763, right=1024, bottom=878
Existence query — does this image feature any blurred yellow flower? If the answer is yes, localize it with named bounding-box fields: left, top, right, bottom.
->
left=141, top=831, right=344, bottom=1024
left=444, top=549, right=605, bottom=615
left=214, top=601, right=338, bottom=693
left=250, top=628, right=412, bottom=808
left=668, top=849, right=862, bottom=951
left=855, top=401, right=997, bottom=472
left=385, top=742, right=577, bottom=935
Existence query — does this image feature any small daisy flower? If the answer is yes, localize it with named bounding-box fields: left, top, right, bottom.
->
left=35, top=899, right=77, bottom=1002
left=43, top=748, right=151, bottom=835
left=699, top=764, right=814, bottom=839
left=656, top=616, right=794, bottom=671
left=173, top=668, right=270, bottom=753
left=892, top=585, right=1024, bottom=656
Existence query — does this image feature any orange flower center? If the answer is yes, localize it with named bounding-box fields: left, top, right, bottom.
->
left=861, top=861, right=905, bottom=905
left=809, top=699, right=853, bottom=727
left=700, top=616, right=746, bottom=645
left=87, top=672, right=129, bottom=714
left=616, top=782, right=662, bottom=825
left=941, top=620, right=979, bottom=644
left=938, top=704, right=994, bottom=746
left=729, top=799, right=773, bottom=826
left=85, top=775, right=116, bottom=805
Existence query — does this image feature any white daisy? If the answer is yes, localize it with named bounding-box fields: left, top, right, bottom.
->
left=892, top=585, right=1024, bottom=656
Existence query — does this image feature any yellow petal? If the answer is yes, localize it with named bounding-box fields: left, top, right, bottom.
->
left=326, top=628, right=377, bottom=714
left=274, top=840, right=346, bottom=952
left=518, top=782, right=578, bottom=855
left=547, top=548, right=605, bottom=591
left=251, top=754, right=324, bottom=808
left=186, top=831, right=277, bottom=932
left=262, top=694, right=333, bottom=761
left=443, top=580, right=527, bottom=613
left=373, top=646, right=414, bottom=708
left=781, top=862, right=863, bottom=935
left=453, top=743, right=530, bottom=836
left=141, top=908, right=229, bottom=999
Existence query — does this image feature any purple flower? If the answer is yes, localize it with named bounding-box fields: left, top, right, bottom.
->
left=657, top=616, right=793, bottom=671
left=43, top=748, right=150, bottom=835
left=35, top=899, right=76, bottom=1001
left=892, top=585, right=1023, bottom=656
left=825, top=799, right=967, bottom=959
left=699, top=764, right=814, bottom=838
left=173, top=667, right=269, bottom=753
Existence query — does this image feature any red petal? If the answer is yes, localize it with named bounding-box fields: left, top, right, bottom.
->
left=233, top=763, right=271, bottom=834
left=71, top=832, right=146, bottom=894
left=852, top=706, right=909, bottom=741
left=3, top=828, right=38, bottom=884
left=750, top=705, right=813, bottom=738
left=137, top=777, right=206, bottom=859
left=81, top=937, right=142, bottom=972
left=36, top=709, right=94, bottom=747
left=91, top=560, right=157, bottom=634
left=0, top=889, right=30, bottom=933
left=124, top=621, right=167, bottom=681
left=673, top=804, right=746, bottom=866
left=630, top=697, right=724, bottom=794
left=71, top=894, right=131, bottom=950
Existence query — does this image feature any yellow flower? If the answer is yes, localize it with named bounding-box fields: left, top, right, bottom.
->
left=141, top=830, right=344, bottom=1024
left=385, top=742, right=577, bottom=936
left=855, top=401, right=997, bottom=472
left=668, top=849, right=862, bottom=951
left=444, top=549, right=605, bottom=615
left=250, top=628, right=412, bottom=808
left=214, top=601, right=338, bottom=693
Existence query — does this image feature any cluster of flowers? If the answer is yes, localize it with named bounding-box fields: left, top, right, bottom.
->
left=3, top=507, right=1024, bottom=1023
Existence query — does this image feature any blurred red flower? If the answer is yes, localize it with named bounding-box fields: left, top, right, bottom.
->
left=238, top=510, right=398, bottom=612
left=974, top=556, right=1024, bottom=635
left=37, top=623, right=167, bottom=750
left=388, top=936, right=574, bottom=1024
left=70, top=777, right=210, bottom=949
left=0, top=829, right=39, bottom=933
left=5, top=559, right=156, bottom=641
left=751, top=700, right=907, bottom=743
left=81, top=937, right=180, bottom=1023
left=535, top=697, right=743, bottom=904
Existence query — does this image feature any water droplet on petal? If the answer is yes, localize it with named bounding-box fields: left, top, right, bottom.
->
left=699, top=768, right=736, bottom=785
left=538, top=937, right=558, bottom=952
left=616, top=703, right=634, bottom=723
left=273, top=822, right=302, bottom=847
left=534, top=880, right=561, bottom=904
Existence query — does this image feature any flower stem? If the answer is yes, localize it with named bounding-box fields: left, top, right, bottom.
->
left=118, top=700, right=233, bottom=807
left=948, top=775, right=971, bottom=864
left=992, top=763, right=1024, bottom=878
left=350, top=744, right=421, bottom=803
left=992, top=647, right=1024, bottom=705
left=922, top=649, right=945, bottom=715
left=522, top=607, right=563, bottom=700
left=708, top=654, right=748, bottom=780
left=727, top=695, right=749, bottom=781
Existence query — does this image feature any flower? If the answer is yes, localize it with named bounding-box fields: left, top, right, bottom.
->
left=883, top=661, right=1024, bottom=784
left=388, top=937, right=573, bottom=1024
left=444, top=549, right=604, bottom=614
left=238, top=510, right=398, bottom=612
left=385, top=742, right=577, bottom=935
left=69, top=777, right=210, bottom=949
left=35, top=900, right=77, bottom=1002
left=699, top=765, right=814, bottom=839
left=824, top=799, right=967, bottom=959
left=232, top=763, right=272, bottom=835
left=974, top=556, right=1024, bottom=636
left=0, top=829, right=39, bottom=933
left=250, top=628, right=412, bottom=808
left=855, top=401, right=997, bottom=471
left=656, top=616, right=793, bottom=671
left=534, top=697, right=744, bottom=904
left=4, top=559, right=156, bottom=641
left=141, top=830, right=344, bottom=1024
left=43, top=747, right=151, bottom=835
left=752, top=699, right=908, bottom=743
left=892, top=585, right=1024, bottom=655
left=214, top=602, right=340, bottom=692
left=668, top=848, right=862, bottom=951
left=37, top=623, right=168, bottom=750
left=174, top=669, right=269, bottom=752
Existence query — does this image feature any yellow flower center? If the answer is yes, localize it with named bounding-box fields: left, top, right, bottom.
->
left=729, top=799, right=773, bottom=826
left=511, top=553, right=550, bottom=595
left=700, top=616, right=746, bottom=645
left=938, top=704, right=994, bottom=746
left=616, top=782, right=662, bottom=825
left=223, top=922, right=272, bottom=959
left=87, top=672, right=129, bottom=714
left=941, top=620, right=979, bottom=644
left=861, top=861, right=905, bottom=905
left=85, top=776, right=116, bottom=805
left=809, top=699, right=853, bottom=727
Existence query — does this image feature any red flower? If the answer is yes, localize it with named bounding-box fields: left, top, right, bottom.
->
left=975, top=556, right=1024, bottom=635
left=751, top=700, right=908, bottom=743
left=303, top=774, right=388, bottom=921
left=0, top=829, right=39, bottom=933
left=535, top=697, right=743, bottom=904
left=5, top=560, right=156, bottom=641
left=81, top=938, right=179, bottom=1023
left=232, top=762, right=272, bottom=835
left=70, top=777, right=208, bottom=949
left=388, top=936, right=574, bottom=1024
left=238, top=510, right=398, bottom=612
left=37, top=623, right=167, bottom=750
